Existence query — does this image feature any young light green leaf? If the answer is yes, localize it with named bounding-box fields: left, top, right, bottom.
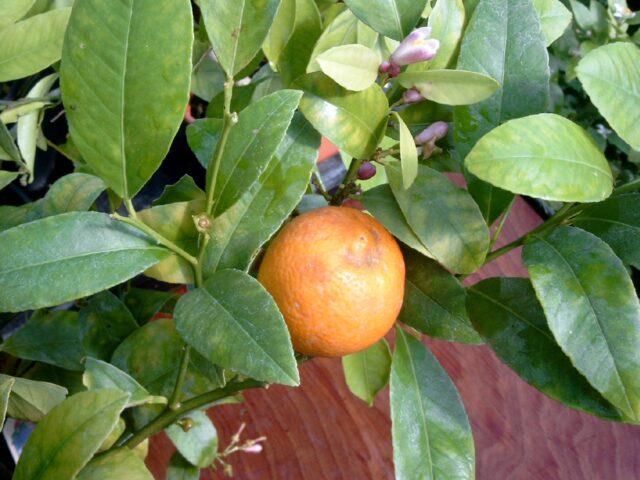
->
left=533, top=0, right=572, bottom=46
left=174, top=269, right=299, bottom=386
left=166, top=410, right=218, bottom=468
left=316, top=44, right=380, bottom=91
left=342, top=339, right=392, bottom=406
left=523, top=227, right=640, bottom=421
left=0, top=8, right=70, bottom=82
left=398, top=70, right=500, bottom=106
left=13, top=390, right=129, bottom=480
left=42, top=173, right=106, bottom=216
left=0, top=374, right=67, bottom=422
left=200, top=0, right=279, bottom=75
left=0, top=212, right=170, bottom=312
left=576, top=42, right=640, bottom=151
left=83, top=357, right=167, bottom=408
left=392, top=112, right=418, bottom=189
left=61, top=0, right=192, bottom=198
left=296, top=72, right=388, bottom=159
left=400, top=250, right=482, bottom=344
left=391, top=328, right=475, bottom=480
left=344, top=0, right=426, bottom=40
left=153, top=175, right=205, bottom=207
left=0, top=0, right=37, bottom=28
left=77, top=448, right=153, bottom=480
left=0, top=377, right=15, bottom=428
left=465, top=114, right=613, bottom=202
left=386, top=162, right=489, bottom=274
left=168, top=452, right=200, bottom=480
left=0, top=171, right=19, bottom=191
left=467, top=277, right=620, bottom=420
left=263, top=0, right=297, bottom=66
left=0, top=310, right=84, bottom=371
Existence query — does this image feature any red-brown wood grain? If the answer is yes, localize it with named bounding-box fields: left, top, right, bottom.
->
left=146, top=198, right=640, bottom=479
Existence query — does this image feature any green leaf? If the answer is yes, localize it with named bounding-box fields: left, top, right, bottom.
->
left=533, top=0, right=572, bottom=46
left=391, top=328, right=475, bottom=480
left=263, top=0, right=296, bottom=66
left=398, top=70, right=500, bottom=106
left=0, top=200, right=44, bottom=232
left=342, top=339, right=391, bottom=406
left=0, top=377, right=15, bottom=428
left=386, top=162, right=489, bottom=274
left=467, top=277, right=620, bottom=419
left=175, top=269, right=299, bottom=386
left=61, top=0, right=192, bottom=197
left=0, top=212, right=169, bottom=312
left=1, top=310, right=84, bottom=371
left=203, top=113, right=319, bottom=274
left=572, top=193, right=640, bottom=269
left=83, top=357, right=167, bottom=408
left=153, top=175, right=204, bottom=206
left=186, top=118, right=222, bottom=168
left=576, top=42, right=640, bottom=151
left=0, top=8, right=70, bottom=82
left=42, top=173, right=106, bottom=216
left=465, top=114, right=613, bottom=202
left=0, top=0, right=37, bottom=28
left=14, top=390, right=129, bottom=480
left=0, top=122, right=22, bottom=165
left=316, top=44, right=379, bottom=91
left=166, top=410, right=218, bottom=468
left=123, top=288, right=177, bottom=325
left=400, top=250, right=481, bottom=344
left=392, top=112, right=418, bottom=189
left=210, top=90, right=302, bottom=217
left=77, top=448, right=153, bottom=480
left=523, top=227, right=640, bottom=421
left=0, top=374, right=67, bottom=422
left=296, top=72, right=388, bottom=159
left=344, top=0, right=425, bottom=40
left=168, top=452, right=200, bottom=480
left=466, top=175, right=514, bottom=226
left=200, top=0, right=279, bottom=75
left=0, top=171, right=19, bottom=191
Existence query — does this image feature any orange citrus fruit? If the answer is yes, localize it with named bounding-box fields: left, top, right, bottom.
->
left=258, top=206, right=405, bottom=357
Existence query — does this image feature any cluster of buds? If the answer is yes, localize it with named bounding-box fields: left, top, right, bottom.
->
left=380, top=27, right=440, bottom=78
left=414, top=121, right=449, bottom=158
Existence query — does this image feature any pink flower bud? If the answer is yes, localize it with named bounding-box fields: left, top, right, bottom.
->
left=388, top=63, right=401, bottom=78
left=402, top=88, right=425, bottom=104
left=390, top=27, right=440, bottom=67
left=342, top=198, right=365, bottom=211
left=243, top=444, right=263, bottom=453
left=357, top=162, right=377, bottom=180
left=415, top=121, right=449, bottom=158
left=379, top=61, right=391, bottom=73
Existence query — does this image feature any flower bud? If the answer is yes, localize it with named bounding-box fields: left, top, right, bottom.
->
left=390, top=27, right=440, bottom=67
left=379, top=61, right=391, bottom=73
left=415, top=121, right=449, bottom=158
left=402, top=88, right=425, bottom=104
left=357, top=161, right=377, bottom=180
left=342, top=198, right=365, bottom=211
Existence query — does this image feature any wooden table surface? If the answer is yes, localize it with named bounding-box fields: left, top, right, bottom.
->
left=146, top=197, right=640, bottom=479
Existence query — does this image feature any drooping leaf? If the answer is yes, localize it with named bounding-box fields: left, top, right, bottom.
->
left=13, top=389, right=129, bottom=480
left=386, top=162, right=489, bottom=274
left=576, top=42, right=640, bottom=151
left=123, top=288, right=178, bottom=325
left=342, top=339, right=392, bottom=406
left=391, top=328, right=475, bottom=480
left=533, top=0, right=572, bottom=46
left=397, top=70, right=500, bottom=106
left=400, top=250, right=481, bottom=344
left=0, top=212, right=169, bottom=312
left=0, top=374, right=67, bottom=422
left=465, top=114, right=613, bottom=202
left=0, top=8, right=70, bottom=82
left=392, top=112, right=418, bottom=189
left=523, top=227, right=640, bottom=421
left=468, top=277, right=620, bottom=419
left=77, top=448, right=153, bottom=480
left=343, top=0, right=426, bottom=40
left=61, top=0, right=192, bottom=197
left=200, top=0, right=279, bottom=75
left=316, top=44, right=380, bottom=91
left=168, top=452, right=200, bottom=480
left=42, top=173, right=106, bottom=216
left=0, top=0, right=37, bottom=28
left=166, top=410, right=218, bottom=468
left=153, top=175, right=205, bottom=206
left=263, top=0, right=296, bottom=66
left=174, top=269, right=299, bottom=386
left=0, top=377, right=15, bottom=428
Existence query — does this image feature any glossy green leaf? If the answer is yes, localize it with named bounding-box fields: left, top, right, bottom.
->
left=0, top=171, right=19, bottom=191
left=83, top=357, right=166, bottom=408
left=167, top=452, right=200, bottom=480
left=342, top=339, right=391, bottom=406
left=123, top=288, right=177, bottom=325
left=77, top=448, right=153, bottom=480
left=398, top=70, right=500, bottom=106
left=174, top=269, right=299, bottom=386
left=386, top=162, right=489, bottom=274
left=296, top=72, right=388, bottom=158
left=42, top=173, right=106, bottom=216
left=392, top=112, right=418, bottom=189
left=203, top=113, right=319, bottom=274
left=190, top=37, right=225, bottom=102
left=166, top=410, right=218, bottom=468
left=186, top=118, right=222, bottom=168
left=0, top=374, right=67, bottom=422
left=0, top=0, right=37, bottom=27
left=263, top=0, right=296, bottom=65
left=400, top=250, right=481, bottom=344
left=0, top=212, right=169, bottom=312
left=465, top=114, right=613, bottom=202
left=200, top=0, right=279, bottom=75
left=344, top=0, right=425, bottom=40
left=1, top=310, right=84, bottom=370
left=210, top=90, right=302, bottom=217
left=61, top=0, right=192, bottom=197
left=0, top=377, right=15, bottom=428
left=533, top=0, right=572, bottom=46
left=576, top=42, right=640, bottom=151
left=316, top=44, right=379, bottom=91
left=13, top=389, right=129, bottom=480
left=468, top=277, right=620, bottom=419
left=153, top=175, right=204, bottom=206
left=573, top=193, right=640, bottom=269
left=0, top=8, right=70, bottom=81
left=391, top=328, right=475, bottom=480
left=523, top=227, right=640, bottom=421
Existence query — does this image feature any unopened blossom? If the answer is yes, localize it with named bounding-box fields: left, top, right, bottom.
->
left=390, top=27, right=440, bottom=67
left=357, top=162, right=377, bottom=180
left=415, top=121, right=449, bottom=158
left=402, top=88, right=425, bottom=104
